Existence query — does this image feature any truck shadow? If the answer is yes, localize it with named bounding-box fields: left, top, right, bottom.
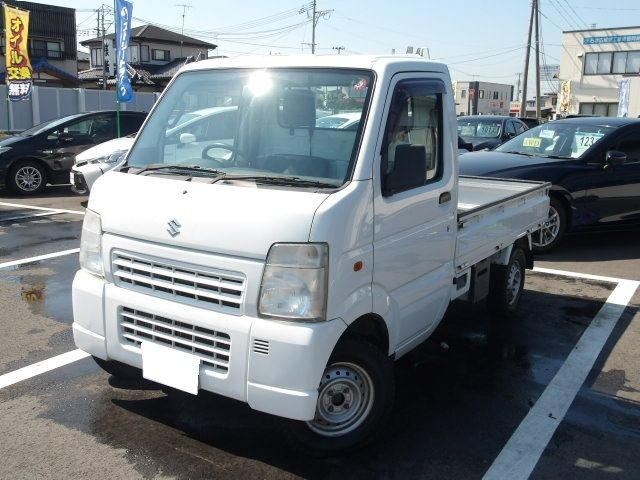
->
left=93, top=285, right=621, bottom=479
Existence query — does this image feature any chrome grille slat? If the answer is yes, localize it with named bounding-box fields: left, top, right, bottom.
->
left=119, top=307, right=231, bottom=373
left=112, top=252, right=245, bottom=314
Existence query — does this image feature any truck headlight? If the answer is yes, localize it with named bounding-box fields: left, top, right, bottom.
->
left=79, top=209, right=103, bottom=277
left=258, top=243, right=328, bottom=321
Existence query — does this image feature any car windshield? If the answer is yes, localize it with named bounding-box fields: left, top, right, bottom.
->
left=457, top=118, right=502, bottom=141
left=127, top=68, right=374, bottom=188
left=19, top=113, right=86, bottom=136
left=495, top=122, right=614, bottom=158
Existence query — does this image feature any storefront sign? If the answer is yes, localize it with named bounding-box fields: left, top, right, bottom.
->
left=3, top=4, right=33, bottom=101
left=584, top=34, right=640, bottom=45
left=618, top=79, right=631, bottom=117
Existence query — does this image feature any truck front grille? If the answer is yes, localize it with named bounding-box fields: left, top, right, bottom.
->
left=119, top=307, right=231, bottom=373
left=112, top=251, right=245, bottom=314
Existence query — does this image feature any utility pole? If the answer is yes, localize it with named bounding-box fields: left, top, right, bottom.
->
left=519, top=1, right=535, bottom=117
left=534, top=0, right=541, bottom=120
left=333, top=46, right=345, bottom=55
left=515, top=72, right=522, bottom=104
left=176, top=4, right=192, bottom=57
left=302, top=0, right=333, bottom=54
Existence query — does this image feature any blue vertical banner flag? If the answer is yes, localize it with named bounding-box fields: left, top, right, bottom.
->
left=115, top=0, right=133, bottom=103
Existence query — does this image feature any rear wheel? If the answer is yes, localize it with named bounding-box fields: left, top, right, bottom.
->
left=8, top=160, right=47, bottom=195
left=487, top=247, right=526, bottom=318
left=92, top=356, right=142, bottom=380
left=532, top=197, right=566, bottom=252
left=286, top=338, right=394, bottom=455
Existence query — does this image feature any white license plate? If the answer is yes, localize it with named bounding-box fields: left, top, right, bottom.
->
left=141, top=342, right=200, bottom=394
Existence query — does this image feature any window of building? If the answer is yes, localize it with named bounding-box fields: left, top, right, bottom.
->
left=585, top=50, right=640, bottom=75
left=460, top=89, right=467, bottom=99
left=141, top=45, right=150, bottom=62
left=152, top=49, right=170, bottom=61
left=479, top=90, right=485, bottom=99
left=29, top=40, right=62, bottom=59
left=91, top=47, right=103, bottom=67
left=493, top=91, right=499, bottom=100
left=129, top=44, right=140, bottom=64
left=579, top=102, right=618, bottom=117
left=0, top=36, right=4, bottom=55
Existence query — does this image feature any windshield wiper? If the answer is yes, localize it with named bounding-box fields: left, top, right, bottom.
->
left=501, top=150, right=533, bottom=156
left=536, top=154, right=573, bottom=159
left=215, top=175, right=338, bottom=188
left=132, top=164, right=225, bottom=177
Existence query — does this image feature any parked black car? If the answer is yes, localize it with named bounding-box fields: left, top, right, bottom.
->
left=457, top=115, right=528, bottom=151
left=0, top=110, right=146, bottom=195
left=459, top=117, right=640, bottom=251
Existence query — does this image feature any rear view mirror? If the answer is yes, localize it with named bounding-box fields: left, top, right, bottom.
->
left=383, top=145, right=427, bottom=196
left=605, top=150, right=626, bottom=168
left=280, top=89, right=316, bottom=129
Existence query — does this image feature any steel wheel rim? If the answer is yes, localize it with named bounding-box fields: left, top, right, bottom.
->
left=506, top=261, right=522, bottom=305
left=532, top=205, right=560, bottom=248
left=307, top=361, right=374, bottom=437
left=15, top=166, right=42, bottom=192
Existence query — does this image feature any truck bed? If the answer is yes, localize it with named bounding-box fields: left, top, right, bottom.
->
left=455, top=176, right=550, bottom=272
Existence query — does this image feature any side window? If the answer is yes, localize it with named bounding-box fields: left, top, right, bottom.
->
left=89, top=114, right=116, bottom=142
left=62, top=119, right=92, bottom=136
left=382, top=79, right=443, bottom=194
left=515, top=121, right=527, bottom=135
left=505, top=120, right=516, bottom=136
left=616, top=131, right=640, bottom=163
left=120, top=115, right=145, bottom=136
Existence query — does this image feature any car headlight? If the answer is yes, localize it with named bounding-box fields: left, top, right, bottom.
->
left=87, top=150, right=127, bottom=165
left=79, top=209, right=103, bottom=277
left=0, top=146, right=12, bottom=155
left=258, top=243, right=328, bottom=322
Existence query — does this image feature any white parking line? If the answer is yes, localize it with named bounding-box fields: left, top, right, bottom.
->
left=534, top=266, right=635, bottom=285
left=484, top=274, right=639, bottom=480
left=0, top=211, right=61, bottom=223
left=0, top=248, right=80, bottom=270
left=0, top=201, right=84, bottom=216
left=0, top=349, right=90, bottom=390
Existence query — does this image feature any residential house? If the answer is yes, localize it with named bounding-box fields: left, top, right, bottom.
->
left=79, top=24, right=217, bottom=92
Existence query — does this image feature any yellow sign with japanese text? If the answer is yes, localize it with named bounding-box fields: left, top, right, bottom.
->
left=4, top=4, right=33, bottom=100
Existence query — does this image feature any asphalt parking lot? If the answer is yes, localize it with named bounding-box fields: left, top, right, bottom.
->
left=1, top=186, right=639, bottom=480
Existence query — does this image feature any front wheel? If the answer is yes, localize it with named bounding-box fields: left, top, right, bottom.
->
left=8, top=160, right=47, bottom=195
left=286, top=338, right=394, bottom=455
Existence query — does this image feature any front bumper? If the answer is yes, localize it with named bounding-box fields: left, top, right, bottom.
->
left=72, top=269, right=346, bottom=421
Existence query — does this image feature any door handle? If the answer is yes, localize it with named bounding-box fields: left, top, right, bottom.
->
left=439, top=191, right=452, bottom=204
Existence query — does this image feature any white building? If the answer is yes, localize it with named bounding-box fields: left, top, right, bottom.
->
left=559, top=26, right=640, bottom=117
left=453, top=81, right=513, bottom=116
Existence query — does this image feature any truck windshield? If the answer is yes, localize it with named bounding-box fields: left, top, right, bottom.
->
left=127, top=68, right=374, bottom=188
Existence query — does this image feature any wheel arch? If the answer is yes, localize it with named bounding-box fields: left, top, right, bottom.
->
left=548, top=187, right=573, bottom=231
left=338, top=314, right=390, bottom=357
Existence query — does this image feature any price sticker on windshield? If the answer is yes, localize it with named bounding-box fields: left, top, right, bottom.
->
left=522, top=137, right=541, bottom=148
left=539, top=129, right=555, bottom=139
left=574, top=132, right=604, bottom=156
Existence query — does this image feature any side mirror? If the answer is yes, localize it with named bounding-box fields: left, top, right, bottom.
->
left=59, top=133, right=73, bottom=143
left=605, top=150, right=626, bottom=169
left=383, top=144, right=427, bottom=196
left=180, top=133, right=196, bottom=144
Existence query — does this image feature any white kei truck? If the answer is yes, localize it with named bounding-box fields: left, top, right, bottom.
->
left=72, top=55, right=549, bottom=453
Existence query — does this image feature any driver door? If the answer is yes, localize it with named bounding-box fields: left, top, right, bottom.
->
left=46, top=114, right=112, bottom=171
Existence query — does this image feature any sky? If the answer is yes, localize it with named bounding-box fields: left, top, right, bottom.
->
left=35, top=0, right=640, bottom=99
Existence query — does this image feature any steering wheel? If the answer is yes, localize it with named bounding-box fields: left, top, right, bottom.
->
left=202, top=143, right=237, bottom=166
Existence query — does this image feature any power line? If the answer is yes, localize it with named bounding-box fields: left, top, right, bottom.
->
left=547, top=0, right=580, bottom=30
left=560, top=0, right=589, bottom=29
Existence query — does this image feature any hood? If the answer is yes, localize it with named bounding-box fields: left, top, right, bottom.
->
left=458, top=150, right=569, bottom=177
left=0, top=134, right=27, bottom=148
left=76, top=137, right=135, bottom=163
left=89, top=172, right=330, bottom=259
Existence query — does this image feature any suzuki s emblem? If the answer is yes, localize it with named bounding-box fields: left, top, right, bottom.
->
left=167, top=219, right=181, bottom=237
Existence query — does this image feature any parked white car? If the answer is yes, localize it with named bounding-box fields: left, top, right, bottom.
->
left=71, top=135, right=135, bottom=194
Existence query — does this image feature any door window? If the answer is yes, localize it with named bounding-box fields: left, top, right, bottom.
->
left=505, top=120, right=516, bottom=136
left=515, top=121, right=527, bottom=135
left=616, top=131, right=640, bottom=163
left=382, top=79, right=443, bottom=191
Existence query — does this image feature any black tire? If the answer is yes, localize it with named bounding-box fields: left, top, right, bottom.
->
left=532, top=197, right=567, bottom=252
left=8, top=159, right=47, bottom=195
left=92, top=356, right=142, bottom=380
left=487, top=247, right=526, bottom=318
left=285, top=338, right=395, bottom=456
